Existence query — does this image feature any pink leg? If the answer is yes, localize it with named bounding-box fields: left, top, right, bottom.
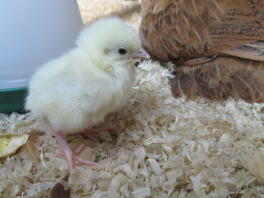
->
left=52, top=131, right=97, bottom=174
left=53, top=131, right=74, bottom=172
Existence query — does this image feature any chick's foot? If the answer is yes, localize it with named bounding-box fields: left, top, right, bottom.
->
left=53, top=131, right=97, bottom=173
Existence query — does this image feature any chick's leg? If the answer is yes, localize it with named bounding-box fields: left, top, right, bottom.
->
left=53, top=131, right=74, bottom=172
left=53, top=131, right=97, bottom=173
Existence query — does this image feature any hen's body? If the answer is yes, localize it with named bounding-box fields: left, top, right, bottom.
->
left=140, top=0, right=264, bottom=102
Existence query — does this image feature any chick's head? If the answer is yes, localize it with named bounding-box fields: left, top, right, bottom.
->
left=76, top=17, right=143, bottom=68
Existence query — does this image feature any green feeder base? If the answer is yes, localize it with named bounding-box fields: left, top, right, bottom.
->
left=0, top=87, right=28, bottom=114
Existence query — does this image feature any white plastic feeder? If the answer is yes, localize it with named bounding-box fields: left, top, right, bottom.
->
left=0, top=0, right=83, bottom=89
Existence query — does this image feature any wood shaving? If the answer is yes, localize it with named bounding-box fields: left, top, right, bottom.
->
left=0, top=134, right=29, bottom=158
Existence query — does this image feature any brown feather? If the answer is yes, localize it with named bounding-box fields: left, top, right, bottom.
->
left=140, top=0, right=264, bottom=61
left=140, top=0, right=264, bottom=102
left=170, top=57, right=264, bottom=103
left=223, top=41, right=264, bottom=62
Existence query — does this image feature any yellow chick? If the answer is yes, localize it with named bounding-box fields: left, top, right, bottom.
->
left=25, top=17, right=148, bottom=173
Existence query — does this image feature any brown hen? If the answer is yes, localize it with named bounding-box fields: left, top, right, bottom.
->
left=140, top=0, right=264, bottom=102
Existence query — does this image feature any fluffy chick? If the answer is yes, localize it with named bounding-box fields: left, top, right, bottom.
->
left=26, top=17, right=147, bottom=173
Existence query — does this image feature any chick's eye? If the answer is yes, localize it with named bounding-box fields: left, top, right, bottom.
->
left=118, top=48, right=127, bottom=55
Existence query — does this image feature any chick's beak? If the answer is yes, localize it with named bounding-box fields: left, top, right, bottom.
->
left=131, top=48, right=150, bottom=59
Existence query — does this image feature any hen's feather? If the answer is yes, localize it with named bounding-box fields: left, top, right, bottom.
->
left=140, top=0, right=264, bottom=102
left=140, top=0, right=264, bottom=61
left=170, top=57, right=264, bottom=103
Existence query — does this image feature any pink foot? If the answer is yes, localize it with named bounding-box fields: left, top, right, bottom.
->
left=52, top=131, right=97, bottom=174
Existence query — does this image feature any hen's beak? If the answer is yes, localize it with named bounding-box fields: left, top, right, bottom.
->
left=131, top=48, right=150, bottom=59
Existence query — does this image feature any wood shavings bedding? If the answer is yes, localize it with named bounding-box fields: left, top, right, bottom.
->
left=1, top=0, right=264, bottom=197
left=1, top=61, right=264, bottom=198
